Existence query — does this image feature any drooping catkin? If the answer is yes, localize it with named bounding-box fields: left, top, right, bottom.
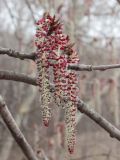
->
left=35, top=13, right=79, bottom=154
left=64, top=46, right=79, bottom=154
left=35, top=14, right=53, bottom=127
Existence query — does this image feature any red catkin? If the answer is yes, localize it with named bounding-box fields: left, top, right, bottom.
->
left=35, top=13, right=80, bottom=154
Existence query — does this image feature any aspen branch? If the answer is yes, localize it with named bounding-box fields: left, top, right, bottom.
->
left=0, top=70, right=120, bottom=142
left=1, top=47, right=120, bottom=71
left=0, top=70, right=37, bottom=85
left=0, top=96, right=38, bottom=160
left=0, top=47, right=35, bottom=60
left=68, top=64, right=120, bottom=71
left=78, top=100, right=120, bottom=140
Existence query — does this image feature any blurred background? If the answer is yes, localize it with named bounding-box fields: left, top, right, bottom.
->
left=0, top=0, right=120, bottom=159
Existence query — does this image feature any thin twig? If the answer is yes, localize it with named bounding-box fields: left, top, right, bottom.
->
left=68, top=64, right=120, bottom=71
left=0, top=70, right=120, bottom=142
left=0, top=96, right=38, bottom=160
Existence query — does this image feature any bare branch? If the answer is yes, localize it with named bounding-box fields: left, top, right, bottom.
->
left=0, top=70, right=36, bottom=85
left=68, top=64, right=120, bottom=71
left=0, top=96, right=38, bottom=160
left=0, top=70, right=120, bottom=142
left=78, top=100, right=120, bottom=140
left=0, top=47, right=35, bottom=60
left=1, top=47, right=120, bottom=72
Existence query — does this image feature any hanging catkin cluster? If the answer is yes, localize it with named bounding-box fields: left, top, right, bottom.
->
left=35, top=13, right=79, bottom=154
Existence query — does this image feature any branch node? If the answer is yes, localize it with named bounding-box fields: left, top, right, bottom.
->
left=89, top=65, right=93, bottom=71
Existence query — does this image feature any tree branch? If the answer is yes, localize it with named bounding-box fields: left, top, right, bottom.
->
left=68, top=64, right=120, bottom=71
left=78, top=100, right=120, bottom=140
left=0, top=70, right=37, bottom=85
left=0, top=96, right=38, bottom=160
left=0, top=70, right=120, bottom=142
left=0, top=47, right=35, bottom=60
left=1, top=47, right=120, bottom=72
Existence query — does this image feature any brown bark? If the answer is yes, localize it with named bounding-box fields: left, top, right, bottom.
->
left=0, top=96, right=38, bottom=160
